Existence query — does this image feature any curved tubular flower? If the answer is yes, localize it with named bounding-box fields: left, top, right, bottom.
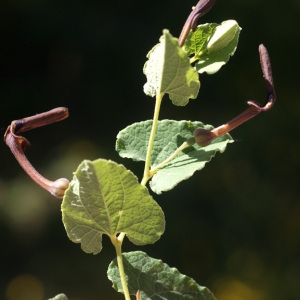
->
left=4, top=107, right=70, bottom=199
left=178, top=0, right=217, bottom=47
left=193, top=44, right=276, bottom=147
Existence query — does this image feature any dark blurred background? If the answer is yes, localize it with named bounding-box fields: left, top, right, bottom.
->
left=0, top=0, right=299, bottom=299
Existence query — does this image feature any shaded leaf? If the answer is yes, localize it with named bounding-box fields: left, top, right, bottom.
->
left=143, top=30, right=200, bottom=106
left=150, top=134, right=232, bottom=194
left=107, top=251, right=216, bottom=300
left=62, top=159, right=165, bottom=254
left=116, top=120, right=233, bottom=194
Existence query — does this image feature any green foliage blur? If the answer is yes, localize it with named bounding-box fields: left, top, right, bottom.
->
left=0, top=0, right=299, bottom=299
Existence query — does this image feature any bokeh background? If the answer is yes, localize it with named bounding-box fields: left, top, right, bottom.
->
left=0, top=0, right=299, bottom=299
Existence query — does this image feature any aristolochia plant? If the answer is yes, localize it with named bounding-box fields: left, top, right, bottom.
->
left=4, top=0, right=276, bottom=299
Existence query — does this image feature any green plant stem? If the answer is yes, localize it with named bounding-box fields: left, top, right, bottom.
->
left=141, top=93, right=164, bottom=186
left=190, top=56, right=199, bottom=64
left=149, top=141, right=190, bottom=177
left=111, top=236, right=131, bottom=300
left=117, top=232, right=126, bottom=243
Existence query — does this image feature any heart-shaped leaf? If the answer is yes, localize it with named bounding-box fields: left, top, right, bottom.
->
left=62, top=159, right=165, bottom=254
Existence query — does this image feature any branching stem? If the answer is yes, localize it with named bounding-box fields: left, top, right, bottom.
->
left=117, top=232, right=126, bottom=243
left=190, top=56, right=199, bottom=64
left=149, top=141, right=190, bottom=177
left=141, top=93, right=164, bottom=186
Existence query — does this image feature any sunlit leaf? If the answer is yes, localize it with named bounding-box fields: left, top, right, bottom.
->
left=107, top=251, right=216, bottom=300
left=183, top=23, right=216, bottom=56
left=184, top=20, right=241, bottom=74
left=143, top=30, right=200, bottom=106
left=62, top=159, right=165, bottom=254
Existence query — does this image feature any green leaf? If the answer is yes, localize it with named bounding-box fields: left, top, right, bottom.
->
left=183, top=23, right=216, bottom=57
left=61, top=159, right=165, bottom=254
left=107, top=251, right=216, bottom=300
left=150, top=133, right=232, bottom=194
left=116, top=120, right=233, bottom=194
left=48, top=294, right=68, bottom=300
left=184, top=20, right=241, bottom=74
left=143, top=29, right=200, bottom=106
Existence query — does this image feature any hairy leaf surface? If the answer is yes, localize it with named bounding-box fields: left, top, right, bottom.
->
left=116, top=120, right=233, bottom=194
left=143, top=30, right=200, bottom=106
left=108, top=251, right=216, bottom=300
left=62, top=159, right=165, bottom=254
